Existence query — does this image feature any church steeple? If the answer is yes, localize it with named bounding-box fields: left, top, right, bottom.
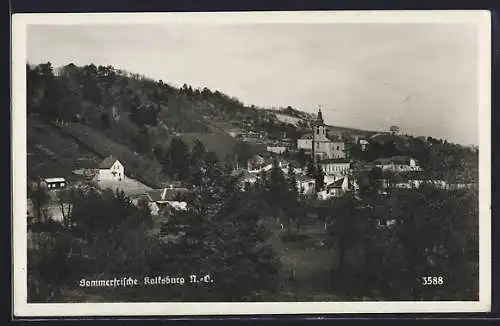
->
left=316, top=105, right=324, bottom=125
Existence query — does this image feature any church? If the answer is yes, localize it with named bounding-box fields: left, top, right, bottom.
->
left=296, top=107, right=346, bottom=160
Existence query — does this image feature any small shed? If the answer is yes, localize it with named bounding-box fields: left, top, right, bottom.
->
left=43, top=177, right=66, bottom=190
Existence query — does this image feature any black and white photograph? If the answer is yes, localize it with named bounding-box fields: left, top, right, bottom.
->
left=12, top=11, right=491, bottom=316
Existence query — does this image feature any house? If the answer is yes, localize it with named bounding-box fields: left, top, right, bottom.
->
left=320, top=158, right=351, bottom=176
left=266, top=145, right=287, bottom=154
left=131, top=187, right=191, bottom=216
left=296, top=107, right=346, bottom=160
left=97, top=155, right=124, bottom=182
left=359, top=139, right=369, bottom=151
left=236, top=170, right=259, bottom=191
left=374, top=156, right=421, bottom=172
left=323, top=175, right=358, bottom=198
left=296, top=175, right=316, bottom=195
left=280, top=161, right=305, bottom=175
left=323, top=174, right=342, bottom=185
left=42, top=177, right=66, bottom=190
left=248, top=159, right=285, bottom=174
left=130, top=193, right=161, bottom=216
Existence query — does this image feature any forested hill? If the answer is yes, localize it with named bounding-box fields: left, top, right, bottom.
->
left=27, top=62, right=373, bottom=147
left=27, top=62, right=478, bottom=186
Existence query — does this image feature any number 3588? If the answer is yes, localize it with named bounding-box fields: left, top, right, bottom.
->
left=421, top=276, right=444, bottom=285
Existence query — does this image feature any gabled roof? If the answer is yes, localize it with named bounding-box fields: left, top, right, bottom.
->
left=258, top=151, right=279, bottom=158
left=326, top=178, right=345, bottom=189
left=146, top=189, right=164, bottom=202
left=296, top=175, right=315, bottom=183
left=374, top=156, right=416, bottom=165
left=320, top=158, right=351, bottom=164
left=145, top=188, right=193, bottom=202
left=326, top=176, right=356, bottom=190
left=99, top=155, right=120, bottom=169
left=44, top=177, right=66, bottom=183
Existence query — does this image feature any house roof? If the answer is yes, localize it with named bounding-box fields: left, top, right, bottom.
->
left=320, top=158, right=351, bottom=164
left=326, top=178, right=345, bottom=189
left=145, top=188, right=192, bottom=202
left=146, top=189, right=164, bottom=202
left=44, top=177, right=66, bottom=183
left=399, top=170, right=427, bottom=180
left=99, top=155, right=119, bottom=169
left=300, top=133, right=314, bottom=139
left=287, top=160, right=303, bottom=169
left=296, top=175, right=315, bottom=182
left=374, top=156, right=416, bottom=165
left=258, top=151, right=279, bottom=158
left=326, top=176, right=356, bottom=189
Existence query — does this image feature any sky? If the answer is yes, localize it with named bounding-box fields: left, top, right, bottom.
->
left=27, top=23, right=480, bottom=145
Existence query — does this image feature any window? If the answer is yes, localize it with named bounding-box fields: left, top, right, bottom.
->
left=61, top=183, right=65, bottom=187
left=316, top=128, right=319, bottom=135
left=337, top=146, right=340, bottom=150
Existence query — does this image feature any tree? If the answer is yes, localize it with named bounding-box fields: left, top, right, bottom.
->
left=306, top=157, right=315, bottom=178
left=191, top=139, right=207, bottom=167
left=314, top=162, right=325, bottom=193
left=167, top=138, right=191, bottom=181
left=28, top=181, right=50, bottom=223
left=232, top=142, right=256, bottom=166
left=133, top=127, right=152, bottom=154
left=296, top=149, right=308, bottom=168
left=152, top=144, right=164, bottom=162
left=57, top=187, right=80, bottom=228
left=100, top=112, right=111, bottom=129
left=162, top=168, right=281, bottom=301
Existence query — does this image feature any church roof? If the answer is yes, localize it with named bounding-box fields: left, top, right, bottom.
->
left=316, top=108, right=324, bottom=125
left=300, top=133, right=314, bottom=139
left=320, top=158, right=351, bottom=164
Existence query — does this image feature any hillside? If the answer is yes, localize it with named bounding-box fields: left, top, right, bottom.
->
left=27, top=63, right=376, bottom=146
left=27, top=115, right=101, bottom=181
left=26, top=62, right=280, bottom=185
left=26, top=62, right=477, bottom=186
left=27, top=115, right=169, bottom=187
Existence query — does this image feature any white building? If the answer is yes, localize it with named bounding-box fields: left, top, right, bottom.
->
left=296, top=175, right=316, bottom=195
left=322, top=175, right=358, bottom=199
left=97, top=155, right=124, bottom=182
left=374, top=156, right=421, bottom=172
left=131, top=187, right=191, bottom=216
left=42, top=177, right=66, bottom=190
left=297, top=107, right=346, bottom=160
left=320, top=159, right=351, bottom=176
left=359, top=139, right=369, bottom=151
left=266, top=145, right=287, bottom=154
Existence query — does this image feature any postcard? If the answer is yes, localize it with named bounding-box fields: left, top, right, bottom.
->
left=11, top=10, right=491, bottom=317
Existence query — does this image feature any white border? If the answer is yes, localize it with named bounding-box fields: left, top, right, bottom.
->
left=12, top=10, right=492, bottom=317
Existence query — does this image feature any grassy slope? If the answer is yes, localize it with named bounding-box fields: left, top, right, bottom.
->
left=28, top=115, right=169, bottom=188
left=27, top=116, right=101, bottom=181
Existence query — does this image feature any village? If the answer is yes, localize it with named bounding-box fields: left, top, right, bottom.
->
left=27, top=106, right=475, bottom=234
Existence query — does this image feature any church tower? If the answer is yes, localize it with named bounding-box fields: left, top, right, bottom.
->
left=314, top=106, right=327, bottom=141
left=312, top=105, right=327, bottom=164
